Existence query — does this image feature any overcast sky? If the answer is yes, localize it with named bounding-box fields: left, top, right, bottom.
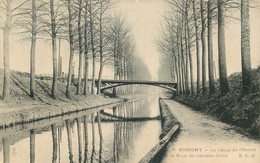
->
left=0, top=0, right=259, bottom=80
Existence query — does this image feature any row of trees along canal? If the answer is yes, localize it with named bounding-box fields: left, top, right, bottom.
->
left=0, top=0, right=152, bottom=102
left=157, top=0, right=254, bottom=95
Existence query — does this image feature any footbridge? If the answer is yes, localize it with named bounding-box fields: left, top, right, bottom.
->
left=90, top=79, right=177, bottom=92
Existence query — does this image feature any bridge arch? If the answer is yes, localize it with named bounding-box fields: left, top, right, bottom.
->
left=96, top=80, right=177, bottom=92
left=101, top=83, right=177, bottom=92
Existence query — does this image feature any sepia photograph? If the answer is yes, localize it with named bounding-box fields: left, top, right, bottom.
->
left=0, top=0, right=259, bottom=162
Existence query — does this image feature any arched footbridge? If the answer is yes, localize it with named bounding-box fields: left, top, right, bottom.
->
left=90, top=79, right=177, bottom=92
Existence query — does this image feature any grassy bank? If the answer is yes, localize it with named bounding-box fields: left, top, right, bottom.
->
left=0, top=70, right=142, bottom=128
left=159, top=98, right=179, bottom=139
left=172, top=67, right=260, bottom=139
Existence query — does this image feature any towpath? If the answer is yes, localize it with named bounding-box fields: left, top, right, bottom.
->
left=161, top=99, right=260, bottom=163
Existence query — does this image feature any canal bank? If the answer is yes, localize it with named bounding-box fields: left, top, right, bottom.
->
left=0, top=93, right=149, bottom=129
left=0, top=70, right=148, bottom=128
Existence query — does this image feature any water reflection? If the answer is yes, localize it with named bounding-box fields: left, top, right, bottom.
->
left=66, top=120, right=74, bottom=163
left=77, top=118, right=82, bottom=163
left=91, top=113, right=96, bottom=163
left=83, top=115, right=88, bottom=163
left=97, top=111, right=103, bottom=163
left=0, top=96, right=161, bottom=163
left=51, top=125, right=57, bottom=163
left=2, top=138, right=9, bottom=163
left=30, top=129, right=35, bottom=163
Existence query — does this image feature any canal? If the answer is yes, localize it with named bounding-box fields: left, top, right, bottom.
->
left=0, top=95, right=162, bottom=163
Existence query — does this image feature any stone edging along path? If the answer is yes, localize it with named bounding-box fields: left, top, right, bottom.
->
left=139, top=98, right=180, bottom=163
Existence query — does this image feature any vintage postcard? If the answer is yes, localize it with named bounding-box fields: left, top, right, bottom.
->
left=0, top=0, right=259, bottom=163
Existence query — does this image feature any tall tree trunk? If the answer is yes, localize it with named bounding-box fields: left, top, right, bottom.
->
left=113, top=39, right=118, bottom=96
left=2, top=0, right=12, bottom=101
left=171, top=55, right=176, bottom=82
left=91, top=52, right=96, bottom=94
left=184, top=12, right=190, bottom=95
left=50, top=0, right=58, bottom=98
left=124, top=59, right=127, bottom=80
left=97, top=62, right=104, bottom=94
left=66, top=0, right=74, bottom=98
left=208, top=0, right=215, bottom=94
left=97, top=2, right=103, bottom=95
left=187, top=19, right=194, bottom=94
left=58, top=38, right=61, bottom=77
left=83, top=0, right=89, bottom=96
left=181, top=32, right=186, bottom=94
left=89, top=1, right=96, bottom=95
left=84, top=55, right=89, bottom=95
left=218, top=0, right=229, bottom=94
left=241, top=0, right=252, bottom=94
left=30, top=0, right=37, bottom=98
left=200, top=0, right=207, bottom=93
left=176, top=27, right=182, bottom=94
left=77, top=0, right=83, bottom=95
left=174, top=55, right=180, bottom=93
left=192, top=0, right=200, bottom=94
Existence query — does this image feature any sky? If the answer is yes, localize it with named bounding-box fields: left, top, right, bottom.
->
left=0, top=0, right=260, bottom=81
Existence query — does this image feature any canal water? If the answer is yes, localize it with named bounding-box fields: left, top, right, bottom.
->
left=0, top=95, right=161, bottom=163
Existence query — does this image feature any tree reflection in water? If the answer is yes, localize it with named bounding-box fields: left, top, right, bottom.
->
left=2, top=137, right=9, bottom=163
left=51, top=124, right=57, bottom=163
left=97, top=111, right=103, bottom=163
left=83, top=115, right=88, bottom=163
left=30, top=129, right=35, bottom=163
left=77, top=118, right=82, bottom=163
left=0, top=97, right=160, bottom=163
left=91, top=112, right=95, bottom=163
left=66, top=120, right=73, bottom=163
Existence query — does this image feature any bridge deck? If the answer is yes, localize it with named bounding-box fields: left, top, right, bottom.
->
left=87, top=79, right=176, bottom=85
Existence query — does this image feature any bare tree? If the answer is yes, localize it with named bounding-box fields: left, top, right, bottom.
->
left=186, top=0, right=194, bottom=94
left=96, top=0, right=112, bottom=94
left=76, top=0, right=83, bottom=95
left=184, top=4, right=190, bottom=95
left=208, top=0, right=215, bottom=94
left=200, top=0, right=207, bottom=93
left=1, top=0, right=12, bottom=101
left=83, top=0, right=90, bottom=96
left=40, top=0, right=66, bottom=98
left=108, top=14, right=131, bottom=95
left=50, top=0, right=58, bottom=98
left=218, top=0, right=229, bottom=94
left=65, top=0, right=75, bottom=98
left=16, top=0, right=46, bottom=98
left=192, top=0, right=201, bottom=94
left=88, top=0, right=98, bottom=94
left=30, top=0, right=37, bottom=98
left=0, top=0, right=28, bottom=101
left=241, top=0, right=252, bottom=94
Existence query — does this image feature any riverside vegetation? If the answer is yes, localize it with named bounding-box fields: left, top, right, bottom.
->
left=172, top=67, right=260, bottom=139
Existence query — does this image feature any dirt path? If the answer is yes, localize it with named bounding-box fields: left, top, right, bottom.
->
left=161, top=100, right=260, bottom=163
